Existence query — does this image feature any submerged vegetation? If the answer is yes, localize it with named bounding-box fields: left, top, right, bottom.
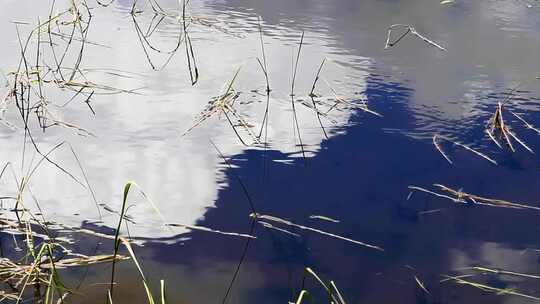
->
left=1, top=0, right=540, bottom=303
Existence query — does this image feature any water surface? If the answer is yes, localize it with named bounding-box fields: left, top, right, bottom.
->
left=2, top=0, right=540, bottom=303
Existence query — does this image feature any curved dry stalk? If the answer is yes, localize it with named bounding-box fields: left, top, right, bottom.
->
left=414, top=275, right=430, bottom=294
left=432, top=134, right=453, bottom=164
left=165, top=223, right=256, bottom=239
left=486, top=103, right=534, bottom=153
left=432, top=134, right=497, bottom=165
left=384, top=24, right=446, bottom=51
left=443, top=275, right=540, bottom=301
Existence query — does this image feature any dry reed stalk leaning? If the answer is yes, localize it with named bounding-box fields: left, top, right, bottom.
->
left=486, top=102, right=534, bottom=153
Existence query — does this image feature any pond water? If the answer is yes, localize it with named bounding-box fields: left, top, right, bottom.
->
left=2, top=0, right=540, bottom=303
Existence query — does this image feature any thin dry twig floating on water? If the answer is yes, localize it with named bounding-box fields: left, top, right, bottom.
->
left=432, top=134, right=497, bottom=165
left=384, top=24, right=446, bottom=51
left=165, top=223, right=256, bottom=239
left=251, top=213, right=383, bottom=251
left=467, top=266, right=540, bottom=280
left=442, top=274, right=540, bottom=301
left=408, top=184, right=540, bottom=210
left=510, top=111, right=540, bottom=135
left=309, top=215, right=340, bottom=223
left=414, top=275, right=430, bottom=294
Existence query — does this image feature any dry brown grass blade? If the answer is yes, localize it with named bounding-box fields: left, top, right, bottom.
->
left=485, top=102, right=535, bottom=153
left=41, top=254, right=130, bottom=269
left=251, top=213, right=383, bottom=251
left=510, top=111, right=540, bottom=135
left=408, top=184, right=540, bottom=211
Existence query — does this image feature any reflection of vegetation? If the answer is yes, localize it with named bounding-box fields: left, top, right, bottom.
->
left=433, top=134, right=497, bottom=165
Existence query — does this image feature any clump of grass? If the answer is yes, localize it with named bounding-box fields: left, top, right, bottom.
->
left=0, top=153, right=129, bottom=303
left=3, top=0, right=147, bottom=147
left=251, top=213, right=383, bottom=251
left=467, top=266, right=540, bottom=280
left=486, top=102, right=534, bottom=153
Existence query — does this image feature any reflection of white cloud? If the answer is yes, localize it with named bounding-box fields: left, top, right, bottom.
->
left=451, top=242, right=536, bottom=274
left=0, top=1, right=371, bottom=240
left=449, top=241, right=540, bottom=303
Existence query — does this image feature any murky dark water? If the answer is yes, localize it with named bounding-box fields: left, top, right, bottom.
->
left=2, top=0, right=540, bottom=303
